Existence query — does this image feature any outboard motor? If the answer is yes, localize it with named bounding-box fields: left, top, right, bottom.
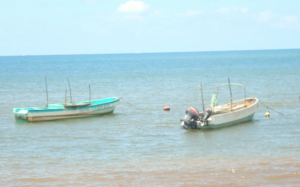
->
left=202, top=108, right=212, bottom=121
left=181, top=107, right=199, bottom=130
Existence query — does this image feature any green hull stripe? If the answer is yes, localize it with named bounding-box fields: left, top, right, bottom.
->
left=14, top=98, right=119, bottom=113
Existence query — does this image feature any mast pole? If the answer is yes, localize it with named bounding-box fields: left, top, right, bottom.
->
left=228, top=78, right=233, bottom=111
left=67, top=78, right=73, bottom=103
left=200, top=82, right=205, bottom=111
left=89, top=84, right=91, bottom=103
left=65, top=89, right=67, bottom=105
left=45, top=76, right=48, bottom=107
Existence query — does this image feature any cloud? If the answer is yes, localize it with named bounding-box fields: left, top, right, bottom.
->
left=85, top=0, right=98, bottom=4
left=254, top=11, right=300, bottom=29
left=218, top=7, right=249, bottom=14
left=256, top=11, right=274, bottom=22
left=282, top=16, right=298, bottom=24
left=117, top=1, right=149, bottom=13
left=186, top=10, right=203, bottom=16
left=278, top=15, right=300, bottom=29
left=177, top=10, right=203, bottom=18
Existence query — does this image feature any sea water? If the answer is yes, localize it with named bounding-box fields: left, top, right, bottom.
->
left=0, top=49, right=300, bottom=186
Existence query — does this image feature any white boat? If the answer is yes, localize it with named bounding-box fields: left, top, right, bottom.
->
left=181, top=82, right=259, bottom=129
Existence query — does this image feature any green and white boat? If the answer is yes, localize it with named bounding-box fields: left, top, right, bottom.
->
left=14, top=77, right=120, bottom=122
left=181, top=82, right=259, bottom=129
left=14, top=97, right=120, bottom=122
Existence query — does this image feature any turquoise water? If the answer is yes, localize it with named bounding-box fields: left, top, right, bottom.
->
left=1, top=49, right=300, bottom=186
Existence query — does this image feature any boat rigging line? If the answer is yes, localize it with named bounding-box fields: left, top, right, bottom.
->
left=260, top=100, right=285, bottom=115
left=120, top=97, right=145, bottom=112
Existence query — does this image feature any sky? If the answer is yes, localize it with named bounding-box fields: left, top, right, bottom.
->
left=0, top=0, right=300, bottom=56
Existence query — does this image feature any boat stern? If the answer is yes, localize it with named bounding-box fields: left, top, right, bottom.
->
left=13, top=108, right=29, bottom=121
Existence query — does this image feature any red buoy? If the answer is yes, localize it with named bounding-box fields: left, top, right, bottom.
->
left=164, top=106, right=170, bottom=111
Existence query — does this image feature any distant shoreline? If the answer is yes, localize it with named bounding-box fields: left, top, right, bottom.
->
left=0, top=48, right=299, bottom=57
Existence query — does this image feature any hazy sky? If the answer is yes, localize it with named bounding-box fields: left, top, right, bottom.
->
left=0, top=0, right=300, bottom=56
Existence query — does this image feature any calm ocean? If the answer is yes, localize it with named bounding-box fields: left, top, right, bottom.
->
left=1, top=49, right=300, bottom=186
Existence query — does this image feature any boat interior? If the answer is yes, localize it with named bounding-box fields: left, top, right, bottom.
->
left=212, top=97, right=257, bottom=115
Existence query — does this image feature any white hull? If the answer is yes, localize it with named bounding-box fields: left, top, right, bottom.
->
left=199, top=97, right=259, bottom=129
left=25, top=107, right=116, bottom=122
left=181, top=82, right=259, bottom=130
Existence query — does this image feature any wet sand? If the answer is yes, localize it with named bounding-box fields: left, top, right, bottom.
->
left=2, top=156, right=299, bottom=186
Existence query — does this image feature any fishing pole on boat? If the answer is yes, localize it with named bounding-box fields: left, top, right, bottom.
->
left=45, top=76, right=48, bottom=107
left=260, top=100, right=284, bottom=116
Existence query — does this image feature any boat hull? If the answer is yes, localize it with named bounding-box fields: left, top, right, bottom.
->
left=14, top=97, right=120, bottom=122
left=196, top=97, right=259, bottom=129
left=198, top=113, right=255, bottom=129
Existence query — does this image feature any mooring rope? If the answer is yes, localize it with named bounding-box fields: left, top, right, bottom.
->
left=260, top=100, right=285, bottom=115
left=260, top=102, right=298, bottom=107
left=120, top=97, right=145, bottom=112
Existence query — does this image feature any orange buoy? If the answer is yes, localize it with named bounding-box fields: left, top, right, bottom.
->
left=164, top=106, right=170, bottom=111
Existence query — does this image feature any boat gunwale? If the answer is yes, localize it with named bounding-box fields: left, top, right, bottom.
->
left=14, top=97, right=120, bottom=113
left=210, top=97, right=259, bottom=117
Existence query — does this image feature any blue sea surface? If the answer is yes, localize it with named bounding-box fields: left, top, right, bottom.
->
left=1, top=49, right=300, bottom=186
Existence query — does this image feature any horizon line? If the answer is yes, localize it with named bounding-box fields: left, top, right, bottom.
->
left=0, top=48, right=299, bottom=57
